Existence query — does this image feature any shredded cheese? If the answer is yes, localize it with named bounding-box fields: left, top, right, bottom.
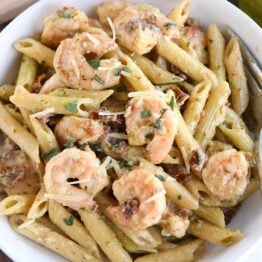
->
left=107, top=17, right=116, bottom=41
left=30, top=108, right=55, bottom=119
left=86, top=33, right=100, bottom=46
left=71, top=59, right=80, bottom=80
left=144, top=190, right=166, bottom=204
left=107, top=133, right=128, bottom=140
left=98, top=111, right=125, bottom=116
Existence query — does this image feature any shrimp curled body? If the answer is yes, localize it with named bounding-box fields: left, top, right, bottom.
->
left=108, top=168, right=166, bottom=230
left=55, top=116, right=104, bottom=145
left=202, top=149, right=249, bottom=201
left=114, top=4, right=180, bottom=55
left=54, top=32, right=121, bottom=90
left=44, top=147, right=109, bottom=210
left=125, top=95, right=177, bottom=164
left=41, top=7, right=89, bottom=48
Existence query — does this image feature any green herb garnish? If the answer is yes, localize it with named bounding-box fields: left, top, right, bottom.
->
left=150, top=14, right=156, bottom=21
left=113, top=68, right=122, bottom=76
left=64, top=215, right=74, bottom=226
left=63, top=141, right=75, bottom=149
left=94, top=75, right=105, bottom=85
left=168, top=96, right=175, bottom=110
left=153, top=118, right=162, bottom=130
left=177, top=195, right=182, bottom=200
left=145, top=133, right=154, bottom=139
left=90, top=143, right=101, bottom=152
left=164, top=22, right=177, bottom=28
left=64, top=102, right=78, bottom=113
left=87, top=59, right=100, bottom=69
left=116, top=85, right=127, bottom=92
left=42, top=148, right=59, bottom=161
left=122, top=66, right=132, bottom=73
left=155, top=174, right=165, bottom=181
left=119, top=159, right=134, bottom=168
left=58, top=12, right=74, bottom=19
left=141, top=108, right=151, bottom=119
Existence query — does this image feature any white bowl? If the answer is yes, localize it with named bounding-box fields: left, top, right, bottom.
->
left=0, top=0, right=261, bottom=261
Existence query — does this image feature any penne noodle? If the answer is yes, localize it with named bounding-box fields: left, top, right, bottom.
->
left=4, top=104, right=24, bottom=124
left=49, top=200, right=100, bottom=259
left=194, top=205, right=225, bottom=228
left=133, top=54, right=183, bottom=84
left=238, top=179, right=259, bottom=202
left=79, top=209, right=132, bottom=262
left=0, top=100, right=40, bottom=163
left=157, top=37, right=217, bottom=86
left=0, top=85, right=15, bottom=101
left=224, top=37, right=249, bottom=115
left=167, top=0, right=191, bottom=27
left=0, top=195, right=35, bottom=215
left=183, top=81, right=212, bottom=135
left=135, top=239, right=205, bottom=262
left=207, top=24, right=226, bottom=81
left=189, top=220, right=243, bottom=246
left=156, top=56, right=169, bottom=71
left=14, top=39, right=55, bottom=68
left=194, top=81, right=231, bottom=150
left=10, top=215, right=99, bottom=262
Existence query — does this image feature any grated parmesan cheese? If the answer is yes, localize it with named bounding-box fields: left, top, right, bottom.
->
left=71, top=59, right=80, bottom=80
left=86, top=33, right=100, bottom=46
left=107, top=17, right=116, bottom=41
left=143, top=190, right=166, bottom=204
left=30, top=108, right=55, bottom=119
left=98, top=111, right=125, bottom=116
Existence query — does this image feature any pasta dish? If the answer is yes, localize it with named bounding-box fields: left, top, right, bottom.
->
left=0, top=1, right=259, bottom=261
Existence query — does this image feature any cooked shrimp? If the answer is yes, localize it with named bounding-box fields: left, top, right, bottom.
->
left=114, top=4, right=180, bottom=55
left=44, top=147, right=109, bottom=210
left=107, top=168, right=166, bottom=230
left=202, top=149, right=249, bottom=201
left=181, top=24, right=208, bottom=64
left=54, top=116, right=104, bottom=145
left=41, top=7, right=89, bottom=48
left=125, top=95, right=177, bottom=164
left=40, top=74, right=66, bottom=94
left=54, top=32, right=121, bottom=90
left=97, top=1, right=130, bottom=27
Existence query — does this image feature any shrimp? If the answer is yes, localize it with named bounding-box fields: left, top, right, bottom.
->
left=40, top=74, right=66, bottom=94
left=107, top=168, right=166, bottom=230
left=54, top=32, right=121, bottom=90
left=181, top=24, right=208, bottom=64
left=202, top=149, right=249, bottom=201
left=125, top=95, right=177, bottom=164
left=97, top=1, right=130, bottom=27
left=44, top=147, right=109, bottom=210
left=54, top=116, right=104, bottom=145
left=41, top=7, right=89, bottom=49
left=114, top=4, right=180, bottom=55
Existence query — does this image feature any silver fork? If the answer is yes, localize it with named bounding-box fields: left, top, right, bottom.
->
left=225, top=26, right=262, bottom=192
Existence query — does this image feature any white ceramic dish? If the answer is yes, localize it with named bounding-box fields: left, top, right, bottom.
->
left=0, top=0, right=261, bottom=261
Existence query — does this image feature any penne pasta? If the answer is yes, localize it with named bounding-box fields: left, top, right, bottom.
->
left=27, top=186, right=48, bottom=220
left=194, top=205, right=225, bottom=228
left=49, top=200, right=100, bottom=259
left=16, top=55, right=38, bottom=91
left=189, top=220, right=243, bottom=246
left=135, top=239, right=205, bottom=262
left=0, top=85, right=15, bottom=101
left=14, top=39, right=55, bottom=68
left=183, top=81, right=212, bottom=134
left=194, top=81, right=231, bottom=150
left=133, top=54, right=183, bottom=84
left=4, top=104, right=24, bottom=124
left=157, top=37, right=217, bottom=86
left=207, top=24, right=226, bottom=81
left=238, top=178, right=259, bottom=202
left=0, top=195, right=35, bottom=215
left=0, top=100, right=40, bottom=163
left=224, top=37, right=249, bottom=115
left=10, top=215, right=99, bottom=261
left=167, top=0, right=191, bottom=27
left=10, top=88, right=93, bottom=117
left=79, top=209, right=133, bottom=262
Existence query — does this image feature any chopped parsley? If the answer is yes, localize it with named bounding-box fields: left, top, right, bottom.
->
left=145, top=133, right=154, bottom=139
left=149, top=14, right=156, bottom=21
left=161, top=108, right=168, bottom=115
left=87, top=59, right=100, bottom=69
left=113, top=68, right=122, bottom=76
left=64, top=102, right=78, bottom=113
left=166, top=236, right=179, bottom=243
left=116, top=85, right=127, bottom=92
left=168, top=96, right=175, bottom=110
left=152, top=108, right=168, bottom=131
left=58, top=12, right=74, bottom=19
left=177, top=195, right=182, bottom=200
left=42, top=148, right=59, bottom=161
left=122, top=66, right=132, bottom=73
left=90, top=143, right=101, bottom=152
left=164, top=22, right=177, bottom=28
left=64, top=215, right=74, bottom=226
left=119, top=159, right=135, bottom=168
left=155, top=174, right=165, bottom=181
left=141, top=108, right=151, bottom=119
left=94, top=75, right=105, bottom=85
left=63, top=141, right=75, bottom=149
